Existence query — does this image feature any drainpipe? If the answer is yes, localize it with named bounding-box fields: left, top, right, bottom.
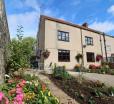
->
left=80, top=29, right=84, bottom=67
left=100, top=33, right=103, bottom=56
left=103, top=32, right=108, bottom=62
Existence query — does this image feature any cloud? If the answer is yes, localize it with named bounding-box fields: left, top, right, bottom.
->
left=8, top=11, right=39, bottom=38
left=6, top=0, right=62, bottom=38
left=107, top=5, right=114, bottom=16
left=90, top=21, right=114, bottom=33
left=9, top=0, right=40, bottom=11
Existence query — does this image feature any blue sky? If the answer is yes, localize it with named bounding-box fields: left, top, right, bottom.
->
left=5, top=0, right=114, bottom=38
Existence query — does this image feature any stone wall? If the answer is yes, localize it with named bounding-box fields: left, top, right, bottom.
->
left=0, top=0, right=10, bottom=84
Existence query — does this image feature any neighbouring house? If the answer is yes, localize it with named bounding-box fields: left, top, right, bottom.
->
left=0, top=0, right=10, bottom=83
left=37, top=15, right=114, bottom=70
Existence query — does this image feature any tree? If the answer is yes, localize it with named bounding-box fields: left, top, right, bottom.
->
left=7, top=26, right=36, bottom=71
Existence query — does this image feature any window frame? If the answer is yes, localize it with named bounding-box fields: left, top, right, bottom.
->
left=58, top=49, right=70, bottom=62
left=86, top=52, right=95, bottom=62
left=58, top=30, right=69, bottom=42
left=85, top=36, right=93, bottom=45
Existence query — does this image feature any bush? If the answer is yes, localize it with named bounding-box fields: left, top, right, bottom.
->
left=74, top=64, right=81, bottom=72
left=89, top=64, right=101, bottom=70
left=53, top=66, right=71, bottom=79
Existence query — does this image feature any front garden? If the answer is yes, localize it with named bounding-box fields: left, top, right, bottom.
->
left=49, top=66, right=114, bottom=104
left=0, top=70, right=59, bottom=104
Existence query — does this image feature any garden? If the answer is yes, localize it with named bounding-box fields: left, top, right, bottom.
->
left=0, top=71, right=60, bottom=104
left=0, top=26, right=60, bottom=104
left=49, top=65, right=114, bottom=104
left=74, top=53, right=114, bottom=75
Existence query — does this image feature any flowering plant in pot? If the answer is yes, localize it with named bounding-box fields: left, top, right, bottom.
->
left=42, top=50, right=50, bottom=59
left=96, top=54, right=103, bottom=62
left=75, top=53, right=83, bottom=63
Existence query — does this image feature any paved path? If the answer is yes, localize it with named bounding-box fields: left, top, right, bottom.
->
left=25, top=70, right=79, bottom=104
left=68, top=71, right=114, bottom=87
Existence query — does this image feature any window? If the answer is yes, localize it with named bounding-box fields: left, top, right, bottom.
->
left=58, top=31, right=69, bottom=42
left=86, top=52, right=95, bottom=62
left=58, top=49, right=70, bottom=62
left=85, top=36, right=93, bottom=45
left=106, top=45, right=111, bottom=52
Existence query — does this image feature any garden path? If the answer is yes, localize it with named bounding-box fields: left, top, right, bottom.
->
left=25, top=69, right=79, bottom=104
left=68, top=71, right=114, bottom=87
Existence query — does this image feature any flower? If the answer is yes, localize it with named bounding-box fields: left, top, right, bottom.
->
left=5, top=74, right=10, bottom=78
left=41, top=83, right=46, bottom=92
left=16, top=87, right=23, bottom=94
left=8, top=88, right=16, bottom=95
left=48, top=91, right=51, bottom=96
left=13, top=93, right=24, bottom=104
left=0, top=92, right=4, bottom=101
left=17, top=80, right=26, bottom=88
left=8, top=79, right=14, bottom=83
left=4, top=96, right=9, bottom=104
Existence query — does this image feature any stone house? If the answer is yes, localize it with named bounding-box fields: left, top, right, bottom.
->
left=37, top=15, right=114, bottom=70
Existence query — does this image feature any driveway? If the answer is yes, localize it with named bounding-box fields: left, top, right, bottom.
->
left=68, top=71, right=114, bottom=87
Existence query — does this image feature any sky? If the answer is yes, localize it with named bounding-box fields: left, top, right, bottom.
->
left=5, top=0, right=114, bottom=38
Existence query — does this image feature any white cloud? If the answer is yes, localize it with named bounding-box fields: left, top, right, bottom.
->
left=24, top=0, right=40, bottom=11
left=7, top=0, right=58, bottom=38
left=107, top=5, right=114, bottom=16
left=8, top=11, right=39, bottom=38
left=90, top=21, right=114, bottom=33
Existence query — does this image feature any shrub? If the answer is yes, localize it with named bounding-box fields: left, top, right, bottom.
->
left=89, top=64, right=101, bottom=70
left=53, top=66, right=71, bottom=79
left=74, top=64, right=81, bottom=72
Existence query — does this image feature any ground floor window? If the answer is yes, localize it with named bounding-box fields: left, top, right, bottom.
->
left=58, top=49, right=70, bottom=62
left=86, top=52, right=95, bottom=62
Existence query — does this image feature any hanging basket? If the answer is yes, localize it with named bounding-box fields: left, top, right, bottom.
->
left=42, top=50, right=50, bottom=59
left=96, top=54, right=103, bottom=62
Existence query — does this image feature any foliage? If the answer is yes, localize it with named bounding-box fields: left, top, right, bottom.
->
left=0, top=74, right=60, bottom=104
left=96, top=54, right=103, bottom=62
left=7, top=26, right=36, bottom=71
left=42, top=50, right=50, bottom=59
left=75, top=53, right=83, bottom=63
left=53, top=66, right=71, bottom=79
left=74, top=64, right=81, bottom=72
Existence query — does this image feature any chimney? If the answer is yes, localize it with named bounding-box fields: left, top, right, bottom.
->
left=82, top=23, right=88, bottom=28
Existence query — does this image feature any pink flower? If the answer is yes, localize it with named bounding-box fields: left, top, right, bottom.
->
left=16, top=87, right=22, bottom=94
left=21, top=80, right=26, bottom=84
left=4, top=96, right=9, bottom=104
left=0, top=92, right=4, bottom=101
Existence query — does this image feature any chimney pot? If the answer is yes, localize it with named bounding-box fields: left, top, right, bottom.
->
left=82, top=23, right=88, bottom=28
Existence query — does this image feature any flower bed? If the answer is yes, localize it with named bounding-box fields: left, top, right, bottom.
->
left=49, top=67, right=114, bottom=104
left=0, top=74, right=59, bottom=104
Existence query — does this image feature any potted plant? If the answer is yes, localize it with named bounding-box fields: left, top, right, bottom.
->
left=75, top=53, right=83, bottom=63
left=74, top=64, right=80, bottom=72
left=42, top=50, right=50, bottom=59
left=96, top=54, right=103, bottom=62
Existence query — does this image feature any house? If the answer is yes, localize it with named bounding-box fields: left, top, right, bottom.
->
left=0, top=0, right=10, bottom=83
left=37, top=15, right=114, bottom=70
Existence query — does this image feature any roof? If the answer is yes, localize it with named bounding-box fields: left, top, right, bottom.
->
left=40, top=15, right=114, bottom=38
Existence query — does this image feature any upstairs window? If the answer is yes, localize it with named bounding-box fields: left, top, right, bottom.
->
left=85, top=36, right=93, bottom=45
left=58, top=31, right=69, bottom=42
left=86, top=52, right=95, bottom=62
left=58, top=49, right=70, bottom=62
